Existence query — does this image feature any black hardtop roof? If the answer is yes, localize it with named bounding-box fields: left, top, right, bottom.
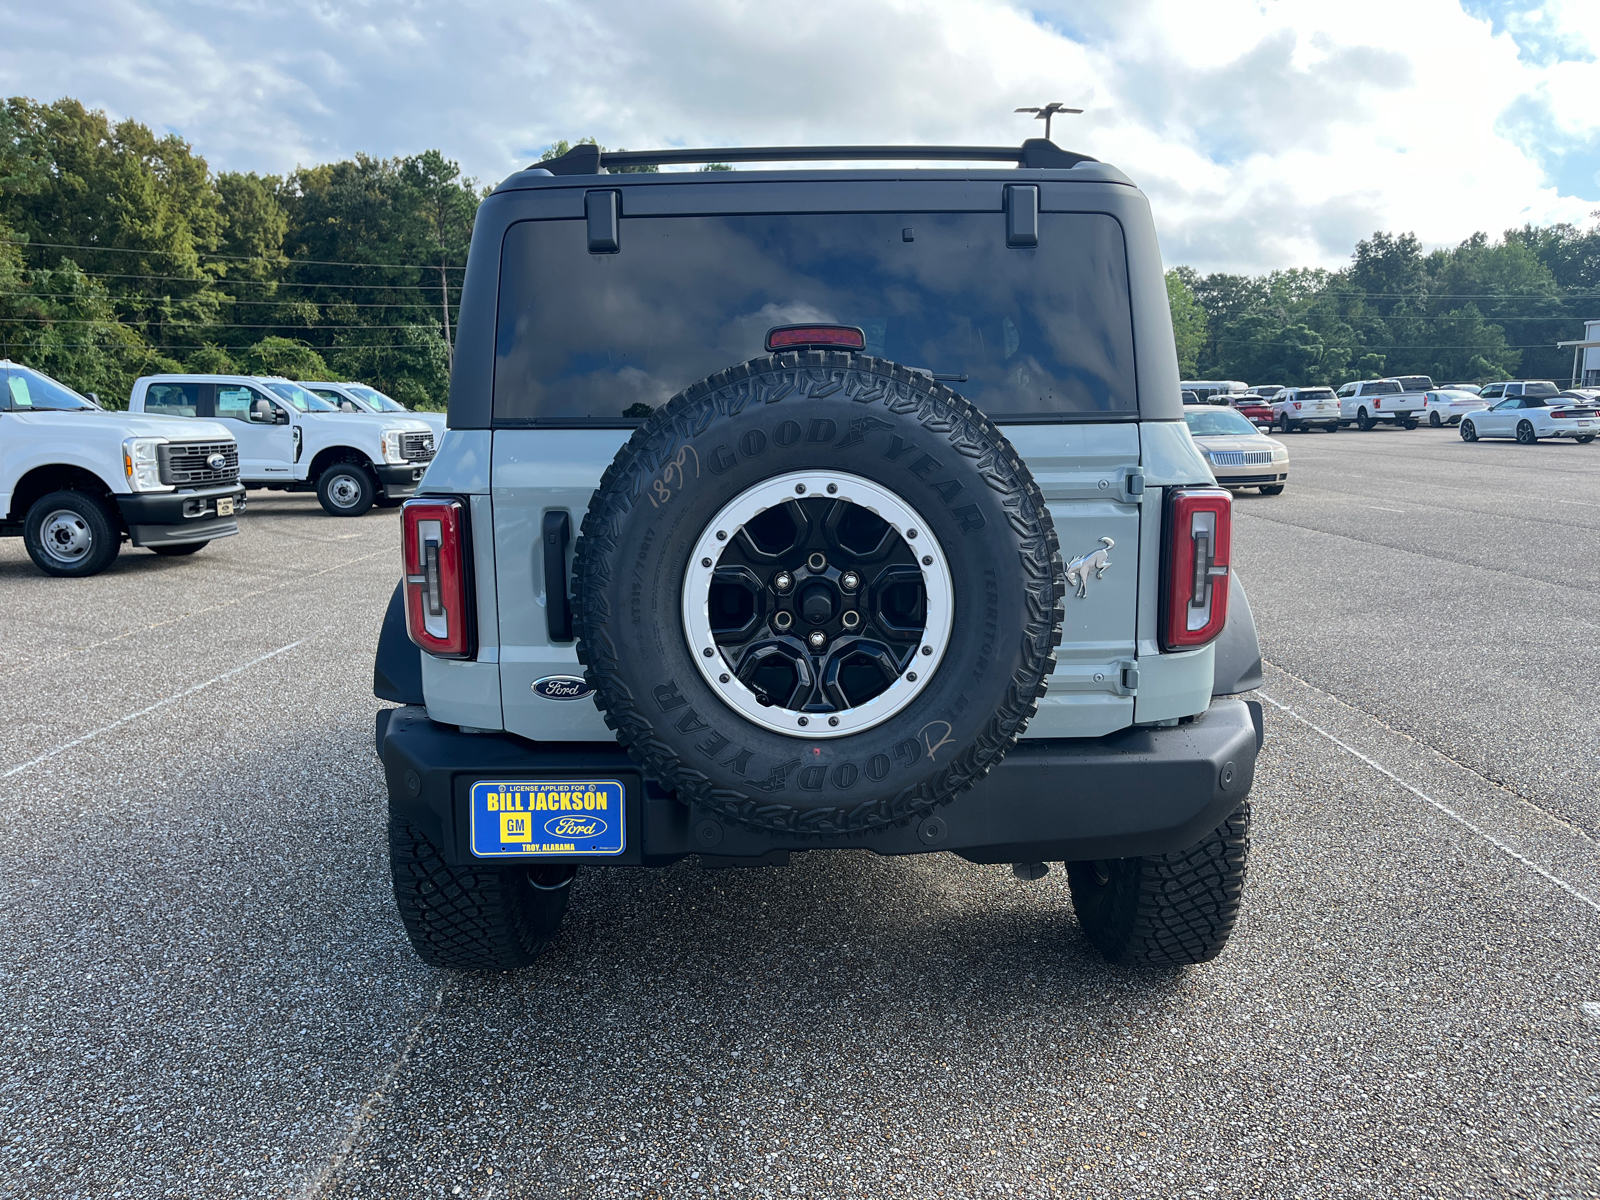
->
left=495, top=139, right=1129, bottom=194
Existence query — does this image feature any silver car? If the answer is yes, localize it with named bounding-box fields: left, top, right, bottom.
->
left=1184, top=405, right=1290, bottom=494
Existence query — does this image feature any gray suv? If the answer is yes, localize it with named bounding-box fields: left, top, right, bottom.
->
left=373, top=139, right=1265, bottom=972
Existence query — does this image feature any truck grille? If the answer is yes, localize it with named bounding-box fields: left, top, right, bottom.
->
left=402, top=431, right=435, bottom=462
left=158, top=441, right=239, bottom=486
left=1209, top=450, right=1274, bottom=466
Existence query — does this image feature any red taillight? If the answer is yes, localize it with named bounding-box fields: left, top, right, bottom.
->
left=766, top=324, right=866, bottom=352
left=402, top=499, right=473, bottom=658
left=1550, top=409, right=1570, bottom=418
left=1292, top=401, right=1302, bottom=409
left=1162, top=488, right=1232, bottom=651
left=1373, top=398, right=1382, bottom=409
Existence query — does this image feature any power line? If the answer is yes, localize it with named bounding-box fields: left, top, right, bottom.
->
left=10, top=240, right=466, bottom=272
left=11, top=270, right=461, bottom=292
left=0, top=316, right=448, bottom=330
left=0, top=291, right=447, bottom=310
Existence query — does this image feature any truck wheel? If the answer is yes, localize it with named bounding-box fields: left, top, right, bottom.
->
left=317, top=462, right=376, bottom=516
left=573, top=352, right=1064, bottom=837
left=1355, top=408, right=1374, bottom=431
left=1516, top=420, right=1538, bottom=445
left=1403, top=419, right=1418, bottom=430
left=23, top=490, right=120, bottom=578
left=389, top=821, right=573, bottom=970
left=1324, top=423, right=1338, bottom=433
left=150, top=542, right=208, bottom=556
left=1067, top=801, right=1250, bottom=966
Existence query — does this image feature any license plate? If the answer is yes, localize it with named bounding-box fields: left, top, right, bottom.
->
left=469, top=780, right=625, bottom=858
left=1580, top=421, right=1592, bottom=428
left=216, top=497, right=234, bottom=516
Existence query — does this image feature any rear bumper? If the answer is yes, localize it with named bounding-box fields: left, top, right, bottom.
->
left=376, top=463, right=429, bottom=497
left=377, top=697, right=1263, bottom=868
left=117, top=485, right=246, bottom=547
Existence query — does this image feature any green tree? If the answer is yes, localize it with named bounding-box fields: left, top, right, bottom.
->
left=241, top=335, right=328, bottom=379
left=1165, top=268, right=1207, bottom=377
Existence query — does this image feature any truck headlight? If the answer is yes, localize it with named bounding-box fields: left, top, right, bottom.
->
left=122, top=437, right=169, bottom=492
left=382, top=429, right=407, bottom=465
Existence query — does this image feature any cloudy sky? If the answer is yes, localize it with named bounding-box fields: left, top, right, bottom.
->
left=2, top=0, right=1597, bottom=274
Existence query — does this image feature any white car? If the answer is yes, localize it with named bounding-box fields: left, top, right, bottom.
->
left=302, top=380, right=447, bottom=438
left=1, top=360, right=244, bottom=576
left=1270, top=386, right=1340, bottom=432
left=130, top=374, right=436, bottom=516
left=1459, top=393, right=1598, bottom=444
left=1182, top=405, right=1290, bottom=493
left=1416, top=389, right=1487, bottom=427
left=1335, top=378, right=1422, bottom=430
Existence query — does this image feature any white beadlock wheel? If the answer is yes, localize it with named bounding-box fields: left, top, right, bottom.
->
left=682, top=470, right=954, bottom=739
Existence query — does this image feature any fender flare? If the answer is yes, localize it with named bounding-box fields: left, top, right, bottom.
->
left=375, top=581, right=425, bottom=705
left=1212, top=571, right=1263, bottom=696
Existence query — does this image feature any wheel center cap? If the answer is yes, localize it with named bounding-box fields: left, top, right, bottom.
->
left=799, top=582, right=835, bottom=624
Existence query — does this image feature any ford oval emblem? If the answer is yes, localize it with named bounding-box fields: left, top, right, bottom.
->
left=206, top=452, right=227, bottom=470
left=532, top=675, right=594, bottom=701
left=545, top=814, right=607, bottom=839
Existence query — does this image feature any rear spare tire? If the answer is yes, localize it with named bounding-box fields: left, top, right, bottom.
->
left=573, top=352, right=1065, bottom=836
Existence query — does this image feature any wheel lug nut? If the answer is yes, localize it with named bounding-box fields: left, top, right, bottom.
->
left=840, top=571, right=860, bottom=591
left=807, top=630, right=827, bottom=650
left=774, top=572, right=793, bottom=592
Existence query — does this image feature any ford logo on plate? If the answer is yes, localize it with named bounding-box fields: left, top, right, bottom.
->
left=545, top=814, right=607, bottom=839
left=206, top=452, right=227, bottom=470
left=532, top=675, right=594, bottom=701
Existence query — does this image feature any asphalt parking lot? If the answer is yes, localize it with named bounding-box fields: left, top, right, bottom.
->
left=3, top=424, right=1599, bottom=1200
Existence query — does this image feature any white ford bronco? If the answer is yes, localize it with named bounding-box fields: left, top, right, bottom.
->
left=1, top=360, right=245, bottom=577
left=373, top=139, right=1265, bottom=971
left=129, top=374, right=436, bottom=516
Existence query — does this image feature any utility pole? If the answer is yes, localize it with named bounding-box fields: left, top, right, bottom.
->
left=1014, top=102, right=1083, bottom=141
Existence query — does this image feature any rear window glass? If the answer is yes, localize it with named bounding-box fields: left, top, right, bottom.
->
left=493, top=212, right=1137, bottom=424
left=1395, top=375, right=1433, bottom=391
left=1522, top=381, right=1558, bottom=398
left=1366, top=380, right=1402, bottom=395
left=1298, top=389, right=1335, bottom=399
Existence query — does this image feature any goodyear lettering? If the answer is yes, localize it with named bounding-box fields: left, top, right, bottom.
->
left=774, top=420, right=802, bottom=447
left=883, top=435, right=916, bottom=462
left=653, top=680, right=688, bottom=711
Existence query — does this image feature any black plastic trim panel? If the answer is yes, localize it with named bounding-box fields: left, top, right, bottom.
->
left=377, top=698, right=1260, bottom=868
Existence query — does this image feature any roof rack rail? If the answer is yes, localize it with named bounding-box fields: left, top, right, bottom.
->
left=535, top=139, right=1096, bottom=176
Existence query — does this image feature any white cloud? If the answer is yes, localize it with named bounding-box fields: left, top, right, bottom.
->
left=0, top=0, right=1595, bottom=273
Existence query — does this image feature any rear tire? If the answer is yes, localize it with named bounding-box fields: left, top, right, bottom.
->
left=1067, top=801, right=1250, bottom=966
left=1578, top=435, right=1595, bottom=444
left=1356, top=408, right=1374, bottom=431
left=1429, top=412, right=1442, bottom=427
left=1516, top=420, right=1538, bottom=445
left=150, top=542, right=208, bottom=556
left=23, top=490, right=120, bottom=578
left=1324, top=423, right=1339, bottom=433
left=389, top=821, right=572, bottom=970
left=1403, top=419, right=1418, bottom=430
left=1461, top=420, right=1478, bottom=442
left=317, top=462, right=377, bottom=516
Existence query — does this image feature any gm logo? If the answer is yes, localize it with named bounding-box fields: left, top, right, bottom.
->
left=532, top=675, right=594, bottom=701
left=500, top=812, right=532, bottom=842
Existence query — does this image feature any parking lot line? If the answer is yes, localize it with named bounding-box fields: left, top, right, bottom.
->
left=0, top=550, right=383, bottom=681
left=0, top=639, right=304, bottom=779
left=1258, top=691, right=1600, bottom=917
left=302, top=979, right=453, bottom=1200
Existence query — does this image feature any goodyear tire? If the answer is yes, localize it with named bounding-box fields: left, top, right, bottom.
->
left=573, top=352, right=1064, bottom=836
left=1067, top=800, right=1251, bottom=966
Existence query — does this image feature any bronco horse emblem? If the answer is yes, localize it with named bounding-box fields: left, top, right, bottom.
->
left=1065, top=537, right=1114, bottom=599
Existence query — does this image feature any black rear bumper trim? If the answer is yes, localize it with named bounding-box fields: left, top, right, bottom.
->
left=377, top=697, right=1261, bottom=867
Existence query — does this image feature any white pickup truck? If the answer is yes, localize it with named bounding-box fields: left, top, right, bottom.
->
left=2, top=359, right=245, bottom=577
left=300, top=380, right=447, bottom=438
left=1335, top=378, right=1422, bottom=430
left=129, top=374, right=435, bottom=516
